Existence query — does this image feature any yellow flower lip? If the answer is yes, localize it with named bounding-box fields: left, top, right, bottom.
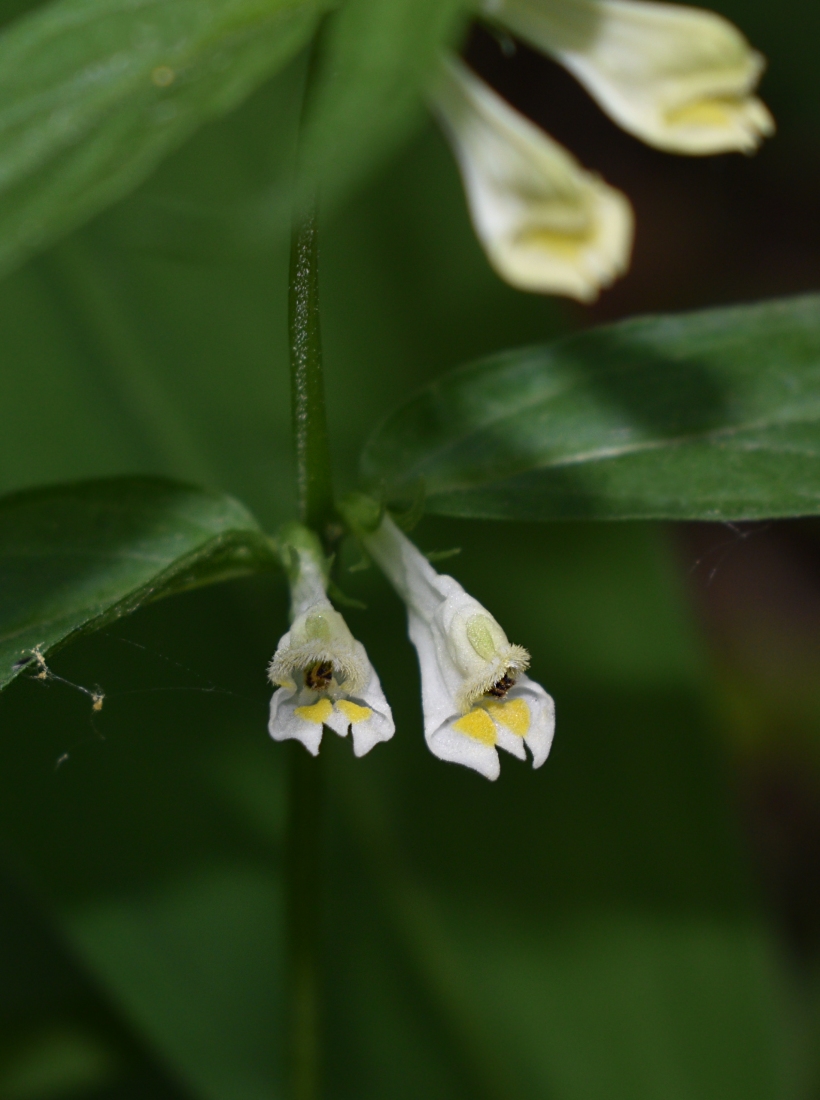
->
left=486, top=698, right=531, bottom=736
left=453, top=698, right=533, bottom=744
left=294, top=698, right=334, bottom=725
left=453, top=708, right=497, bottom=745
left=336, top=700, right=373, bottom=725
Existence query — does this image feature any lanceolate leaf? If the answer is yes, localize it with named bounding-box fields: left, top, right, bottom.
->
left=0, top=477, right=277, bottom=690
left=361, top=294, right=820, bottom=522
left=0, top=0, right=325, bottom=277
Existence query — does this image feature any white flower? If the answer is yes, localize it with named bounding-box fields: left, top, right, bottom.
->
left=430, top=0, right=772, bottom=298
left=360, top=512, right=555, bottom=781
left=268, top=525, right=394, bottom=757
left=433, top=58, right=633, bottom=302
left=487, top=0, right=774, bottom=154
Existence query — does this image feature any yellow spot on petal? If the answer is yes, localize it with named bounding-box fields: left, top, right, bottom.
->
left=295, top=698, right=333, bottom=725
left=453, top=708, right=496, bottom=746
left=486, top=698, right=530, bottom=737
left=336, top=700, right=372, bottom=725
left=520, top=228, right=591, bottom=260
left=664, top=98, right=737, bottom=129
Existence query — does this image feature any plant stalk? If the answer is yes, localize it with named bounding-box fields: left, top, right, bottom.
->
left=283, top=27, right=334, bottom=1094
left=284, top=738, right=323, bottom=1100
left=284, top=194, right=332, bottom=1100
left=289, top=202, right=334, bottom=535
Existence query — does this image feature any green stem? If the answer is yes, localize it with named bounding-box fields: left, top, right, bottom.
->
left=284, top=741, right=323, bottom=1100
left=289, top=202, right=334, bottom=534
left=284, top=138, right=332, bottom=1100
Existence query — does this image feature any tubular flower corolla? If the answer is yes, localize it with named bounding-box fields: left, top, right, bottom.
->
left=433, top=58, right=633, bottom=302
left=360, top=512, right=555, bottom=781
left=268, top=524, right=394, bottom=758
left=431, top=0, right=773, bottom=299
left=487, top=0, right=774, bottom=154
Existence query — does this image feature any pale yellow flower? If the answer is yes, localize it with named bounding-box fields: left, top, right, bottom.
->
left=433, top=58, right=634, bottom=302
left=489, top=0, right=774, bottom=154
left=432, top=0, right=773, bottom=299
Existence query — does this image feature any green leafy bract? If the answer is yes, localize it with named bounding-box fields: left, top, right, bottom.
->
left=361, top=294, right=820, bottom=521
left=0, top=476, right=276, bottom=690
left=0, top=0, right=325, bottom=277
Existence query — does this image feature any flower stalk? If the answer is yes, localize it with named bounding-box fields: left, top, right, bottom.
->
left=284, top=731, right=323, bottom=1100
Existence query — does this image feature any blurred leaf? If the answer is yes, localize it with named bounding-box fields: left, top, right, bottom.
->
left=0, top=32, right=808, bottom=1093
left=0, top=578, right=290, bottom=1100
left=361, top=294, right=820, bottom=522
left=0, top=868, right=196, bottom=1099
left=0, top=516, right=800, bottom=1100
left=298, top=0, right=468, bottom=208
left=0, top=476, right=276, bottom=690
left=319, top=517, right=801, bottom=1100
left=0, top=0, right=325, bottom=277
left=0, top=120, right=562, bottom=529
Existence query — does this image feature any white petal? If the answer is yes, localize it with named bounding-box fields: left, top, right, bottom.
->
left=324, top=644, right=396, bottom=757
left=494, top=723, right=528, bottom=760
left=322, top=706, right=350, bottom=738
left=432, top=57, right=633, bottom=301
left=483, top=678, right=554, bottom=765
left=514, top=675, right=556, bottom=768
left=409, top=610, right=501, bottom=780
left=349, top=697, right=395, bottom=757
left=268, top=687, right=325, bottom=756
left=491, top=0, right=774, bottom=154
left=429, top=720, right=502, bottom=781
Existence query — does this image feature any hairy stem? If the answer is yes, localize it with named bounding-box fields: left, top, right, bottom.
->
left=284, top=87, right=332, bottom=1100
left=289, top=202, right=334, bottom=534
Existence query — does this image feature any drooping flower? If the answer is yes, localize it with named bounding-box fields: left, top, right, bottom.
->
left=488, top=0, right=775, bottom=154
left=431, top=0, right=773, bottom=300
left=268, top=523, right=394, bottom=757
left=344, top=501, right=554, bottom=781
left=433, top=58, right=633, bottom=301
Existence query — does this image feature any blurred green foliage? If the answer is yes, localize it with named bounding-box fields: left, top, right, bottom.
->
left=361, top=295, right=820, bottom=521
left=0, top=0, right=817, bottom=1095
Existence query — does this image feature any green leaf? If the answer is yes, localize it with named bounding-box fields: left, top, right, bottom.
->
left=321, top=518, right=798, bottom=1100
left=361, top=294, right=820, bottom=522
left=0, top=522, right=794, bottom=1100
left=0, top=0, right=324, bottom=277
left=0, top=869, right=194, bottom=1099
left=0, top=476, right=277, bottom=690
left=298, top=0, right=468, bottom=208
